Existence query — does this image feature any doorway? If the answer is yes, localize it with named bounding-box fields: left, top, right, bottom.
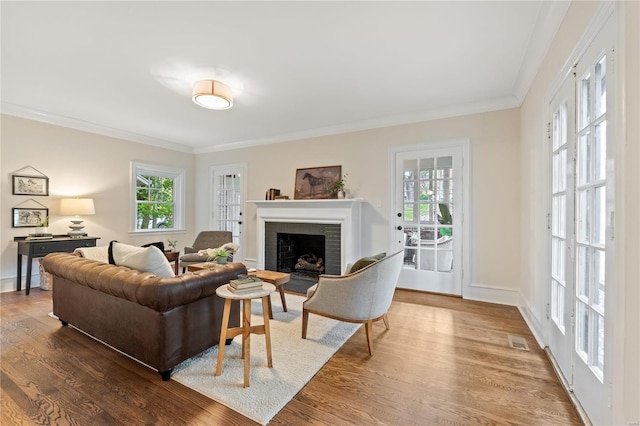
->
left=392, top=141, right=469, bottom=295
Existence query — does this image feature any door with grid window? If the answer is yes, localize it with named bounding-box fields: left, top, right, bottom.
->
left=394, top=146, right=463, bottom=295
left=548, top=15, right=614, bottom=425
left=211, top=165, right=245, bottom=261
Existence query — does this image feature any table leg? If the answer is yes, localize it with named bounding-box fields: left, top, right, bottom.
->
left=278, top=285, right=288, bottom=312
left=16, top=253, right=22, bottom=292
left=215, top=299, right=233, bottom=377
left=242, top=299, right=252, bottom=388
left=261, top=296, right=273, bottom=368
left=25, top=255, right=33, bottom=296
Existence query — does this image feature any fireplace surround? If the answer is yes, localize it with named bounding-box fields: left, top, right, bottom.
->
left=250, top=199, right=363, bottom=274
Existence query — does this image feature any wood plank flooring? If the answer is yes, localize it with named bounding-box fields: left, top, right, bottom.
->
left=1, top=288, right=582, bottom=425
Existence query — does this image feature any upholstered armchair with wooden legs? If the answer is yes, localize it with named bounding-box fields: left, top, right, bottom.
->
left=179, top=231, right=233, bottom=272
left=301, top=250, right=403, bottom=355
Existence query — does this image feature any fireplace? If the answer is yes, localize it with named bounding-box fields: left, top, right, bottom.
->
left=265, top=222, right=341, bottom=275
left=250, top=199, right=363, bottom=273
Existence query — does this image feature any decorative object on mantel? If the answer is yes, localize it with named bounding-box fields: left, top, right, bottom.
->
left=275, top=195, right=290, bottom=200
left=12, top=198, right=49, bottom=229
left=329, top=173, right=348, bottom=199
left=294, top=165, right=342, bottom=200
left=59, top=198, right=95, bottom=238
left=11, top=165, right=49, bottom=196
left=265, top=188, right=281, bottom=200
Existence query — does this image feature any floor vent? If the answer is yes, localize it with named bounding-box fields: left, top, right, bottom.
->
left=508, top=335, right=530, bottom=351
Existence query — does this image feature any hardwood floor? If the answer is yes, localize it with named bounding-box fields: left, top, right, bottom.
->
left=1, top=288, right=582, bottom=425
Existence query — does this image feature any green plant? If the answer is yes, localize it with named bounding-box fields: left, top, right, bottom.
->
left=38, top=216, right=49, bottom=227
left=206, top=247, right=230, bottom=262
left=167, top=239, right=177, bottom=250
left=330, top=173, right=348, bottom=195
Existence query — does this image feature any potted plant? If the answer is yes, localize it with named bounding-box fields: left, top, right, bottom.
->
left=207, top=247, right=230, bottom=264
left=167, top=239, right=177, bottom=252
left=330, top=173, right=348, bottom=199
left=35, top=216, right=49, bottom=236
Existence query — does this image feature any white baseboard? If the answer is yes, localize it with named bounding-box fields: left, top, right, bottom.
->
left=1, top=274, right=41, bottom=293
left=464, top=282, right=520, bottom=306
left=517, top=296, right=546, bottom=349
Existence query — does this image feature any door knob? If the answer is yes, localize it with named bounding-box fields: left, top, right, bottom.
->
left=396, top=226, right=403, bottom=231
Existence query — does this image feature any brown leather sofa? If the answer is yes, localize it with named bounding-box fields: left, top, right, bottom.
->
left=42, top=252, right=244, bottom=380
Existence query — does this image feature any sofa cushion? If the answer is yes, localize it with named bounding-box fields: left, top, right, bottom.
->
left=111, top=241, right=174, bottom=277
left=108, top=240, right=165, bottom=264
left=180, top=253, right=209, bottom=262
left=348, top=252, right=387, bottom=274
left=75, top=246, right=109, bottom=263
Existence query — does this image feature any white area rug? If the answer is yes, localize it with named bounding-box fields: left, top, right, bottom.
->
left=171, top=293, right=359, bottom=425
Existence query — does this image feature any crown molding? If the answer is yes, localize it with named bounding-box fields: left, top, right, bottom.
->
left=1, top=102, right=195, bottom=154
left=195, top=95, right=520, bottom=153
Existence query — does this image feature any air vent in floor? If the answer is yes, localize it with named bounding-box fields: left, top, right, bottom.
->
left=508, top=335, right=530, bottom=351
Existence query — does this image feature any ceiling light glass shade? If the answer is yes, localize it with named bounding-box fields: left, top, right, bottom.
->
left=192, top=80, right=233, bottom=110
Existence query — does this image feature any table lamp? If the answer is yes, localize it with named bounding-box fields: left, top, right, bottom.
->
left=59, top=198, right=95, bottom=237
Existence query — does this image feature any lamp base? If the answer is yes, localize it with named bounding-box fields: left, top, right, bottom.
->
left=68, top=219, right=87, bottom=238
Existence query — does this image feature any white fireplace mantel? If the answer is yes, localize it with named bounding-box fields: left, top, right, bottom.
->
left=248, top=199, right=364, bottom=271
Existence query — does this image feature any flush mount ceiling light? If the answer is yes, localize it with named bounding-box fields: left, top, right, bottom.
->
left=191, top=79, right=233, bottom=110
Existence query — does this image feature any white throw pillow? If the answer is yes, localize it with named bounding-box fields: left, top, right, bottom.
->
left=111, top=242, right=174, bottom=277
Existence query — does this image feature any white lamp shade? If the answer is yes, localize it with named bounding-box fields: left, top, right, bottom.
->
left=59, top=198, right=95, bottom=216
left=192, top=80, right=233, bottom=110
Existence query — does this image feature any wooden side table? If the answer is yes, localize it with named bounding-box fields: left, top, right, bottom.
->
left=163, top=251, right=180, bottom=275
left=215, top=283, right=275, bottom=388
left=248, top=270, right=290, bottom=319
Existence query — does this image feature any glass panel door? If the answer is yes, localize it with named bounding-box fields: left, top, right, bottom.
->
left=547, top=15, right=614, bottom=425
left=212, top=165, right=245, bottom=260
left=394, top=146, right=463, bottom=295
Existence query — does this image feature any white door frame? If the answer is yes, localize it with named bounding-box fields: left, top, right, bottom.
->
left=390, top=139, right=471, bottom=296
left=542, top=3, right=618, bottom=424
left=210, top=163, right=247, bottom=262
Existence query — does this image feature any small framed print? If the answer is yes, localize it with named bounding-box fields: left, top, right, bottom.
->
left=12, top=207, right=49, bottom=228
left=12, top=175, right=49, bottom=196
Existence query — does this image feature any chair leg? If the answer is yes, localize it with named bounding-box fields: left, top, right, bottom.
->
left=382, top=313, right=390, bottom=330
left=365, top=320, right=374, bottom=355
left=302, top=309, right=309, bottom=339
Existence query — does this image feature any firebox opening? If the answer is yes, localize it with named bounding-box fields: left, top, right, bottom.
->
left=277, top=233, right=325, bottom=276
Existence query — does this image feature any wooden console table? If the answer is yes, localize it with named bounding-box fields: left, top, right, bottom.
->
left=14, top=235, right=100, bottom=295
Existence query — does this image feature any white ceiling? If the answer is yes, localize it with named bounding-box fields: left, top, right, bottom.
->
left=1, top=1, right=569, bottom=153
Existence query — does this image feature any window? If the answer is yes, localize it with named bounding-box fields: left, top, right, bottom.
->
left=131, top=162, right=185, bottom=232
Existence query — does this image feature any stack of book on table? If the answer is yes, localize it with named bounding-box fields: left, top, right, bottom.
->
left=27, top=233, right=53, bottom=240
left=227, top=275, right=264, bottom=294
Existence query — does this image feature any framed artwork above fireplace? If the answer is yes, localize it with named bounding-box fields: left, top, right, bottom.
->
left=294, top=165, right=341, bottom=200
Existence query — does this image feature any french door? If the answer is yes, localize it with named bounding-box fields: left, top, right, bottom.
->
left=548, top=14, right=614, bottom=425
left=211, top=164, right=246, bottom=261
left=393, top=144, right=465, bottom=295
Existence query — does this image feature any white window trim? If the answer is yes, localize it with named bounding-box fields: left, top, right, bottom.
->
left=130, top=161, right=185, bottom=234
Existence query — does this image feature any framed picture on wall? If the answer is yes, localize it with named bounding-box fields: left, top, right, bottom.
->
left=12, top=207, right=49, bottom=228
left=294, top=165, right=341, bottom=200
left=12, top=175, right=49, bottom=196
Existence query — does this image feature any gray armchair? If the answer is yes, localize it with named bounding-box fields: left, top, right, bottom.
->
left=302, top=250, right=403, bottom=355
left=179, top=231, right=233, bottom=272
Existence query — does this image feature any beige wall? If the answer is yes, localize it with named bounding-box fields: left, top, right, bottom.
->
left=0, top=115, right=195, bottom=292
left=194, top=108, right=521, bottom=301
left=519, top=1, right=639, bottom=423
